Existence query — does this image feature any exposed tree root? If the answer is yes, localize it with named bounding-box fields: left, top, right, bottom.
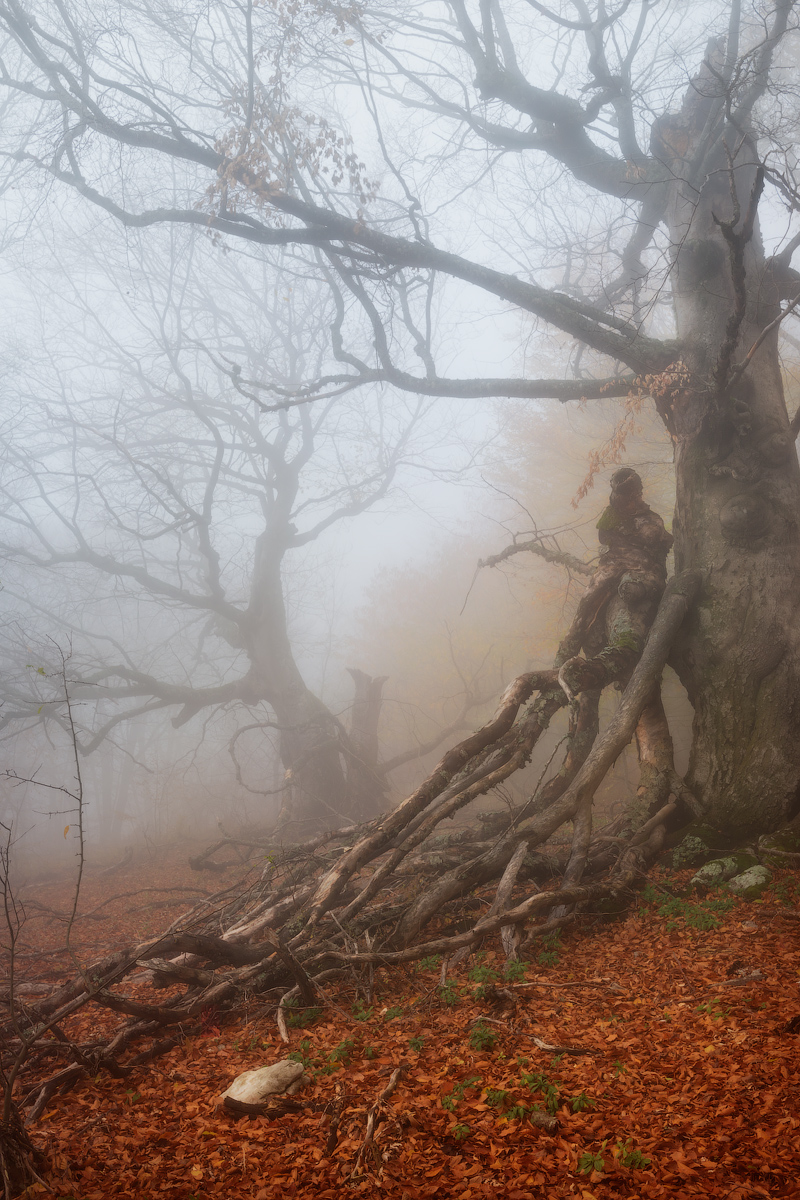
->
left=2, top=476, right=707, bottom=1128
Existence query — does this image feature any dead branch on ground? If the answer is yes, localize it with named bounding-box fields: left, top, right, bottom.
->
left=1, top=475, right=705, bottom=1130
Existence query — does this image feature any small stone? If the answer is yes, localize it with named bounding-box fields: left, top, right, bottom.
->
left=673, top=835, right=710, bottom=870
left=690, top=854, right=757, bottom=891
left=728, top=865, right=772, bottom=900
left=220, top=1059, right=305, bottom=1107
left=691, top=859, right=725, bottom=887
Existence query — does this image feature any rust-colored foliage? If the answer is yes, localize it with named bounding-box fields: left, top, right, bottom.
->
left=573, top=363, right=692, bottom=506
left=13, top=851, right=800, bottom=1199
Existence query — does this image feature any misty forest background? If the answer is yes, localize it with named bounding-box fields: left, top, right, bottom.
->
left=5, top=3, right=800, bottom=1195
left=2, top=0, right=799, bottom=871
left=0, top=215, right=680, bottom=868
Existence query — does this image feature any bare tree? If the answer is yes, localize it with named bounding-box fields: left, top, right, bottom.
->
left=2, top=0, right=799, bottom=836
left=0, top=229, right=463, bottom=828
left=3, top=3, right=800, bottom=1147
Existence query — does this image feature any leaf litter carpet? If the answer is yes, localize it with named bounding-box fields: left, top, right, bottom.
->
left=13, top=849, right=800, bottom=1200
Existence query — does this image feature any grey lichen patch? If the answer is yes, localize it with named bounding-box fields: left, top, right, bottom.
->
left=759, top=827, right=800, bottom=854
left=673, top=834, right=709, bottom=869
left=610, top=628, right=643, bottom=654
left=728, top=864, right=772, bottom=899
left=690, top=859, right=726, bottom=889
left=618, top=570, right=658, bottom=608
left=690, top=853, right=758, bottom=891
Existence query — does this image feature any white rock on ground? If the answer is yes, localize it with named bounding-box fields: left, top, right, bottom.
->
left=727, top=865, right=772, bottom=900
left=220, top=1059, right=305, bottom=1106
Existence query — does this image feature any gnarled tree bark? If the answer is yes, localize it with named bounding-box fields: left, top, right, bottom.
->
left=655, top=46, right=800, bottom=835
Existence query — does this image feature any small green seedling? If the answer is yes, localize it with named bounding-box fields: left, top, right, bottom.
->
left=537, top=932, right=562, bottom=968
left=438, top=981, right=460, bottom=1007
left=520, top=1069, right=560, bottom=1114
left=696, top=999, right=731, bottom=1021
left=505, top=1103, right=529, bottom=1121
left=469, top=964, right=499, bottom=984
left=416, top=955, right=442, bottom=972
left=441, top=1076, right=482, bottom=1112
left=288, top=1039, right=315, bottom=1071
left=615, top=1139, right=651, bottom=1169
left=468, top=1021, right=498, bottom=1052
left=328, top=1037, right=356, bottom=1065
left=639, top=882, right=734, bottom=931
left=287, top=1004, right=322, bottom=1028
left=577, top=1142, right=607, bottom=1174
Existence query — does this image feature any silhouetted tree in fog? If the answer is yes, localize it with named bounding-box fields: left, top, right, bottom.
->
left=0, top=234, right=469, bottom=827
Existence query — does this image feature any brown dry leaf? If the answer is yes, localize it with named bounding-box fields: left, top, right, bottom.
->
left=15, top=850, right=800, bottom=1199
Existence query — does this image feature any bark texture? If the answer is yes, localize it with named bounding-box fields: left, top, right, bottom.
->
left=656, top=49, right=800, bottom=836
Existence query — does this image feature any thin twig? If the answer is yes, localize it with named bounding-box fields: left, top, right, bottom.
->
left=351, top=1063, right=407, bottom=1179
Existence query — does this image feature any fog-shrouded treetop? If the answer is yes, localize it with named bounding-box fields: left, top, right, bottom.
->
left=0, top=218, right=486, bottom=830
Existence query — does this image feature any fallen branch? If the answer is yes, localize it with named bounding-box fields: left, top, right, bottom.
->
left=2, top=480, right=704, bottom=1130
left=305, top=671, right=550, bottom=927
left=137, top=959, right=216, bottom=989
left=487, top=841, right=530, bottom=960
left=718, top=971, right=765, bottom=987
left=351, top=1063, right=407, bottom=1179
left=222, top=1095, right=308, bottom=1118
left=263, top=932, right=317, bottom=1007
left=276, top=998, right=290, bottom=1044
left=93, top=846, right=133, bottom=878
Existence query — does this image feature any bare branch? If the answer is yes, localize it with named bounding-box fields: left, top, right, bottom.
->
left=478, top=538, right=594, bottom=577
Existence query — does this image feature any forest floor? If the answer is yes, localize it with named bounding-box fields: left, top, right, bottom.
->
left=10, top=842, right=800, bottom=1200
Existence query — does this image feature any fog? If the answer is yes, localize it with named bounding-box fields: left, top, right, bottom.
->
left=2, top=0, right=780, bottom=871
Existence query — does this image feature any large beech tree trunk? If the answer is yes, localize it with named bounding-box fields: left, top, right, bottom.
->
left=244, top=529, right=350, bottom=829
left=657, top=59, right=800, bottom=836
left=271, top=686, right=350, bottom=829
left=242, top=536, right=390, bottom=829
